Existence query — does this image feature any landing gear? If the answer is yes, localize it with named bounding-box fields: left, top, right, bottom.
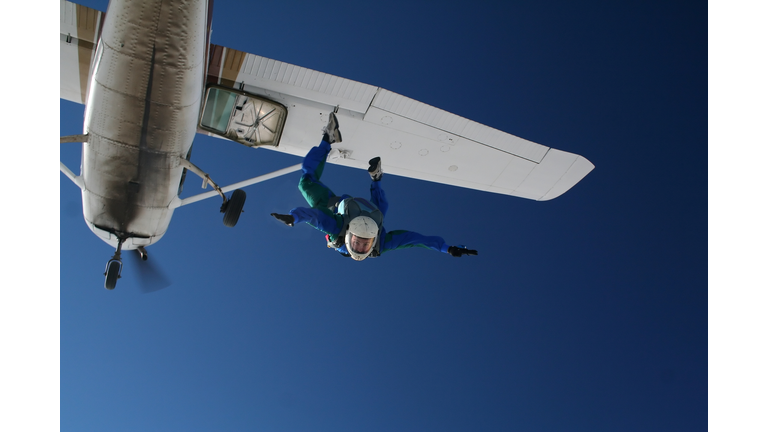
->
left=222, top=189, right=246, bottom=227
left=177, top=159, right=247, bottom=228
left=104, top=260, right=122, bottom=290
left=137, top=246, right=148, bottom=261
left=104, top=239, right=124, bottom=290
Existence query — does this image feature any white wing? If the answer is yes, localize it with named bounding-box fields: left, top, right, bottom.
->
left=211, top=45, right=593, bottom=201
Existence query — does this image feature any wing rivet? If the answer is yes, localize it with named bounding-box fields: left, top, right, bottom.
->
left=438, top=134, right=456, bottom=144
left=390, top=141, right=402, bottom=150
left=419, top=149, right=429, bottom=156
left=449, top=165, right=458, bottom=172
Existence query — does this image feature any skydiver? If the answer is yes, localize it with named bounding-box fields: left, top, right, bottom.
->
left=270, top=112, right=478, bottom=261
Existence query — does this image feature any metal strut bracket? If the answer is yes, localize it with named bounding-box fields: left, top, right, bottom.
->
left=111, top=236, right=125, bottom=261
left=177, top=158, right=228, bottom=204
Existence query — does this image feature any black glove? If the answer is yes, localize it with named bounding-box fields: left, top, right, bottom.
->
left=271, top=213, right=295, bottom=227
left=448, top=246, right=478, bottom=257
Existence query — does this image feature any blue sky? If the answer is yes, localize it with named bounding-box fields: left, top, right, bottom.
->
left=10, top=0, right=731, bottom=430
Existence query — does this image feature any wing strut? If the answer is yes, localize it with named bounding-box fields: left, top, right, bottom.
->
left=60, top=133, right=87, bottom=190
left=60, top=161, right=84, bottom=190
left=171, top=163, right=302, bottom=209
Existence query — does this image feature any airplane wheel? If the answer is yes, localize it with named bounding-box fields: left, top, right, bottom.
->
left=223, top=189, right=246, bottom=227
left=104, top=260, right=121, bottom=290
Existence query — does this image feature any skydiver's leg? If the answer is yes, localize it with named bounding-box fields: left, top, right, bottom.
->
left=298, top=140, right=336, bottom=209
left=299, top=174, right=337, bottom=210
left=369, top=157, right=389, bottom=217
left=322, top=112, right=342, bottom=144
left=302, top=140, right=332, bottom=182
left=370, top=180, right=389, bottom=217
left=367, top=157, right=383, bottom=182
left=297, top=111, right=343, bottom=210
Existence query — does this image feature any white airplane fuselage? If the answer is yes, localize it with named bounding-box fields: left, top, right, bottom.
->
left=81, top=0, right=208, bottom=250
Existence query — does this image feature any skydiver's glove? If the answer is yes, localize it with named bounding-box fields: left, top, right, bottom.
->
left=271, top=213, right=295, bottom=227
left=448, top=246, right=478, bottom=257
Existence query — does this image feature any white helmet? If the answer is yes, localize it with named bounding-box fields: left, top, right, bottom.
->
left=345, top=216, right=379, bottom=261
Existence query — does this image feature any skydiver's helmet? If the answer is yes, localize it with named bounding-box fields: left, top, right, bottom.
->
left=345, top=216, right=379, bottom=261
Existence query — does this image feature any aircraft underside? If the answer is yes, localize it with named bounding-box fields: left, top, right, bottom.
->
left=64, top=0, right=247, bottom=289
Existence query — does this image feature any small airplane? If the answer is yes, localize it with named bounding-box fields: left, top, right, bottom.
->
left=60, top=0, right=594, bottom=290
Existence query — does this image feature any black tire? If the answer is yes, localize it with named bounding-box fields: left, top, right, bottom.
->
left=223, top=189, right=246, bottom=227
left=105, top=260, right=121, bottom=290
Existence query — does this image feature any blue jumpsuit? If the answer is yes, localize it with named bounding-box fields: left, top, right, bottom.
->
left=288, top=140, right=451, bottom=256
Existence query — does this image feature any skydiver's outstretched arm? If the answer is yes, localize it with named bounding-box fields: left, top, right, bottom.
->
left=379, top=229, right=478, bottom=257
left=271, top=207, right=343, bottom=238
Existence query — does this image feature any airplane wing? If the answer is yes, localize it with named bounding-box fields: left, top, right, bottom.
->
left=202, top=44, right=594, bottom=201
left=59, top=0, right=593, bottom=201
left=60, top=0, right=104, bottom=105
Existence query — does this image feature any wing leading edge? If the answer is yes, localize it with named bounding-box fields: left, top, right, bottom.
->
left=203, top=44, right=593, bottom=201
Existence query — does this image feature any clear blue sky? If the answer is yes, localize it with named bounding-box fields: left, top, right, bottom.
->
left=52, top=0, right=716, bottom=430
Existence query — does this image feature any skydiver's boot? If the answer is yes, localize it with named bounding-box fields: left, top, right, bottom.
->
left=322, top=112, right=342, bottom=144
left=368, top=157, right=383, bottom=182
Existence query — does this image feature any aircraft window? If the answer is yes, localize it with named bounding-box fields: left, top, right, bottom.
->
left=199, top=86, right=287, bottom=148
left=201, top=88, right=237, bottom=134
